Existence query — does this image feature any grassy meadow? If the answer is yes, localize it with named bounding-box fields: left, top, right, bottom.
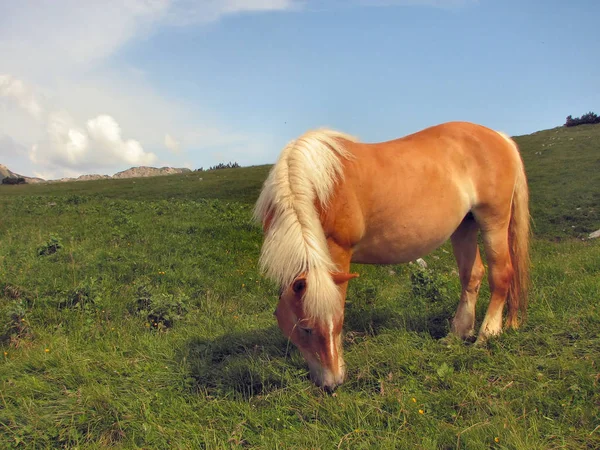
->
left=1, top=124, right=599, bottom=449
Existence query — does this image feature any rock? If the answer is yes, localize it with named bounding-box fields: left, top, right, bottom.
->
left=0, top=163, right=45, bottom=184
left=589, top=229, right=600, bottom=239
left=112, top=166, right=191, bottom=179
left=76, top=174, right=110, bottom=181
left=416, top=258, right=427, bottom=269
left=35, top=166, right=192, bottom=183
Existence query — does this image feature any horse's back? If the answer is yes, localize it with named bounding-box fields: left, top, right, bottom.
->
left=343, top=121, right=521, bottom=208
left=325, top=122, right=522, bottom=264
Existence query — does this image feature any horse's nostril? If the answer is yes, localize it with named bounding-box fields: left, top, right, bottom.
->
left=322, top=384, right=337, bottom=394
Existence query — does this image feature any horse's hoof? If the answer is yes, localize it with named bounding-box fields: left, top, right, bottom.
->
left=439, top=334, right=463, bottom=347
left=474, top=333, right=499, bottom=347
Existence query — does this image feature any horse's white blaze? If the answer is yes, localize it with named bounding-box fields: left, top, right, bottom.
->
left=328, top=317, right=335, bottom=363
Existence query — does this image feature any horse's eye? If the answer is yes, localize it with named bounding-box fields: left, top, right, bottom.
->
left=292, top=278, right=306, bottom=294
left=300, top=327, right=313, bottom=336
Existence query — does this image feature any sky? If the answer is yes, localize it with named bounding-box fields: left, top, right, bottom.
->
left=1, top=0, right=598, bottom=180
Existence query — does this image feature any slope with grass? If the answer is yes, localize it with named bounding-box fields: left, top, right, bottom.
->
left=0, top=125, right=599, bottom=448
left=514, top=123, right=600, bottom=239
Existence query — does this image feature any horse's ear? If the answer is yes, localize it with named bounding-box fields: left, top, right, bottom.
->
left=332, top=272, right=359, bottom=285
left=262, top=211, right=273, bottom=233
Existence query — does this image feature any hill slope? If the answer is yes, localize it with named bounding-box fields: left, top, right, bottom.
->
left=514, top=123, right=600, bottom=239
left=1, top=123, right=599, bottom=239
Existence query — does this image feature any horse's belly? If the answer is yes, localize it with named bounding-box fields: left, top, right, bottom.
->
left=351, top=212, right=465, bottom=265
left=352, top=232, right=447, bottom=264
left=344, top=155, right=475, bottom=265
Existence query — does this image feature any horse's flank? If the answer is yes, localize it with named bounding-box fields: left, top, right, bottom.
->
left=253, top=128, right=358, bottom=320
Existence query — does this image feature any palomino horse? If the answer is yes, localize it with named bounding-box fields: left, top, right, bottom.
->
left=254, top=121, right=530, bottom=390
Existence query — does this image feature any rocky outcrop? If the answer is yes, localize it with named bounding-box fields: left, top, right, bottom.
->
left=51, top=174, right=112, bottom=183
left=75, top=174, right=111, bottom=181
left=112, top=166, right=191, bottom=179
left=1, top=164, right=191, bottom=184
left=0, top=164, right=45, bottom=184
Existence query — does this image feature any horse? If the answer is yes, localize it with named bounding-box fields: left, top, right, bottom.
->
left=253, top=121, right=530, bottom=391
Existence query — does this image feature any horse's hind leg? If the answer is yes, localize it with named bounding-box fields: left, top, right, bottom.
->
left=477, top=224, right=513, bottom=341
left=450, top=216, right=485, bottom=340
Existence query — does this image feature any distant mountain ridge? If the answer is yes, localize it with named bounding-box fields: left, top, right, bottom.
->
left=0, top=164, right=45, bottom=184
left=112, top=166, right=192, bottom=179
left=0, top=165, right=192, bottom=184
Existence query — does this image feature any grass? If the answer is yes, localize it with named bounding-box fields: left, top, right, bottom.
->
left=1, top=125, right=599, bottom=448
left=515, top=123, right=600, bottom=239
left=0, top=165, right=272, bottom=205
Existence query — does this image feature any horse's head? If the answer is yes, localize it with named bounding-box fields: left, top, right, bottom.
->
left=274, top=271, right=358, bottom=391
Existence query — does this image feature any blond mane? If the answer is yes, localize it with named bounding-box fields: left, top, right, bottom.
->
left=253, top=128, right=358, bottom=320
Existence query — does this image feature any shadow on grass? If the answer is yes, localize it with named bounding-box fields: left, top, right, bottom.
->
left=179, top=299, right=456, bottom=398
left=179, top=325, right=308, bottom=398
left=344, top=296, right=455, bottom=340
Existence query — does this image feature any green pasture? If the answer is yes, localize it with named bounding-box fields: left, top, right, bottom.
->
left=1, top=124, right=598, bottom=448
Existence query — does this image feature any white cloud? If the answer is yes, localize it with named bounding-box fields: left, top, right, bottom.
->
left=164, top=0, right=298, bottom=25
left=0, top=0, right=477, bottom=178
left=0, top=1, right=293, bottom=177
left=0, top=1, right=298, bottom=79
left=87, top=115, right=156, bottom=166
left=0, top=134, right=27, bottom=157
left=1, top=75, right=156, bottom=174
left=0, top=74, right=43, bottom=119
left=304, top=0, right=475, bottom=8
left=30, top=111, right=157, bottom=170
left=0, top=71, right=271, bottom=177
left=164, top=133, right=181, bottom=154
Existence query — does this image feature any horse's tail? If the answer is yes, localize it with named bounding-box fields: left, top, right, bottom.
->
left=503, top=135, right=531, bottom=328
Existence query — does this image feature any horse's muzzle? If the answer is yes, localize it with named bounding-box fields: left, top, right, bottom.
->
left=309, top=364, right=345, bottom=392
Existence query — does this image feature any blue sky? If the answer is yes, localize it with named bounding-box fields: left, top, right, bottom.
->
left=1, top=0, right=598, bottom=179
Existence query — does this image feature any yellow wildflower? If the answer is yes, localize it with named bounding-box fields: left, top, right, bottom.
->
left=418, top=409, right=424, bottom=415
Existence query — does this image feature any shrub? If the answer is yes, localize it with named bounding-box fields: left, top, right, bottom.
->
left=59, top=281, right=98, bottom=310
left=565, top=111, right=600, bottom=127
left=409, top=264, right=449, bottom=303
left=37, top=234, right=63, bottom=256
left=1, top=177, right=26, bottom=185
left=208, top=162, right=241, bottom=171
left=0, top=300, right=31, bottom=344
left=128, top=286, right=189, bottom=330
